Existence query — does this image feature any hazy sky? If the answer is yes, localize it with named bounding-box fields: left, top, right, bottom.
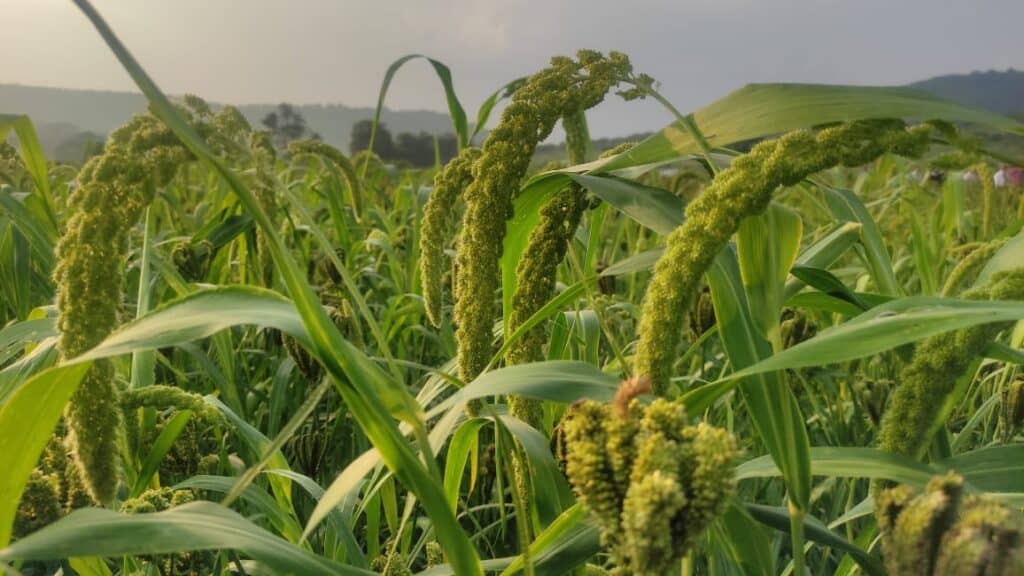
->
left=3, top=0, right=1023, bottom=137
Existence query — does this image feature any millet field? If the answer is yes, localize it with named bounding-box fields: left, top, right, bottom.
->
left=3, top=2, right=1024, bottom=575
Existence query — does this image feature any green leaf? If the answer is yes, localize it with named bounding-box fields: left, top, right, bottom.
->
left=175, top=475, right=303, bottom=544
left=786, top=291, right=889, bottom=317
left=736, top=447, right=936, bottom=488
left=130, top=208, right=157, bottom=389
left=370, top=55, right=468, bottom=150
left=78, top=286, right=310, bottom=362
left=0, top=115, right=52, bottom=206
left=784, top=222, right=863, bottom=299
left=985, top=342, right=1024, bottom=364
left=427, top=360, right=619, bottom=421
left=941, top=445, right=1024, bottom=494
left=706, top=247, right=812, bottom=510
left=568, top=173, right=683, bottom=236
left=264, top=469, right=366, bottom=567
left=471, top=77, right=526, bottom=143
left=824, top=187, right=901, bottom=296
left=0, top=502, right=372, bottom=575
left=68, top=556, right=113, bottom=576
left=729, top=296, right=1024, bottom=380
left=205, top=397, right=294, bottom=518
left=0, top=189, right=56, bottom=271
left=745, top=503, right=885, bottom=576
left=495, top=503, right=600, bottom=576
left=976, top=229, right=1024, bottom=286
left=600, top=83, right=1024, bottom=172
left=303, top=447, right=380, bottom=541
left=737, top=202, right=803, bottom=345
left=601, top=248, right=663, bottom=276
left=790, top=265, right=871, bottom=311
left=443, top=419, right=488, bottom=514
left=907, top=205, right=938, bottom=295
left=713, top=503, right=776, bottom=576
left=499, top=415, right=574, bottom=525
left=131, top=409, right=192, bottom=497
left=0, top=362, right=90, bottom=547
left=0, top=318, right=55, bottom=367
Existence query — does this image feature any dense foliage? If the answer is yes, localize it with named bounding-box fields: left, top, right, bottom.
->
left=3, top=3, right=1024, bottom=575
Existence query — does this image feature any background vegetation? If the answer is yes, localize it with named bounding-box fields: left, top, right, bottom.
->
left=2, top=2, right=1024, bottom=575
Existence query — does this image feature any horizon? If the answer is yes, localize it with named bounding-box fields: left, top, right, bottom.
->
left=5, top=63, right=1023, bottom=111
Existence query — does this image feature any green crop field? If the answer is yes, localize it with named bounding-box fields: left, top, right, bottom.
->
left=2, top=2, right=1024, bottom=575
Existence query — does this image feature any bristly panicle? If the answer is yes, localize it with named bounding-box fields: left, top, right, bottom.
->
left=507, top=108, right=596, bottom=428
left=563, top=393, right=737, bottom=575
left=877, top=268, right=1024, bottom=462
left=454, top=50, right=638, bottom=389
left=52, top=99, right=246, bottom=504
left=420, top=147, right=481, bottom=327
left=877, top=473, right=1024, bottom=575
left=634, top=120, right=935, bottom=395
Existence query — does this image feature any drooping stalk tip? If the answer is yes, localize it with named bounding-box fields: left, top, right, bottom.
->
left=506, top=109, right=593, bottom=428
left=52, top=98, right=245, bottom=504
left=454, top=50, right=637, bottom=385
left=635, top=120, right=935, bottom=394
left=286, top=139, right=363, bottom=217
left=940, top=237, right=1007, bottom=297
left=55, top=114, right=194, bottom=504
left=877, top=268, right=1024, bottom=461
left=420, top=147, right=481, bottom=327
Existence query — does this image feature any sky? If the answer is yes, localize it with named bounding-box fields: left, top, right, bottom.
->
left=3, top=0, right=1024, bottom=137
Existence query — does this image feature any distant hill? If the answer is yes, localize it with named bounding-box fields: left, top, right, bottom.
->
left=5, top=69, right=1024, bottom=163
left=909, top=69, right=1024, bottom=118
left=0, top=83, right=454, bottom=161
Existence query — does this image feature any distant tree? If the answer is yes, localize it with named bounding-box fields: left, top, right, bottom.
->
left=396, top=132, right=458, bottom=167
left=349, top=120, right=458, bottom=167
left=262, top=103, right=321, bottom=149
left=436, top=133, right=458, bottom=164
left=349, top=119, right=395, bottom=158
left=394, top=132, right=434, bottom=167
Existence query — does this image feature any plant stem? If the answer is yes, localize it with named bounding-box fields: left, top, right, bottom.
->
left=631, top=81, right=718, bottom=176
left=788, top=500, right=807, bottom=576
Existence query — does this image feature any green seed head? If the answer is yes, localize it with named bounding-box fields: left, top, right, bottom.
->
left=371, top=552, right=413, bottom=576
left=941, top=236, right=1008, bottom=297
left=933, top=497, right=1024, bottom=576
left=425, top=541, right=445, bottom=568
left=878, top=268, right=1024, bottom=461
left=878, top=473, right=1024, bottom=576
left=635, top=120, right=935, bottom=395
left=780, top=308, right=817, bottom=349
left=454, top=50, right=637, bottom=384
left=420, top=147, right=481, bottom=327
left=1002, top=377, right=1024, bottom=443
left=53, top=105, right=249, bottom=503
left=564, top=387, right=737, bottom=573
left=121, top=385, right=225, bottom=485
left=14, top=469, right=62, bottom=538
